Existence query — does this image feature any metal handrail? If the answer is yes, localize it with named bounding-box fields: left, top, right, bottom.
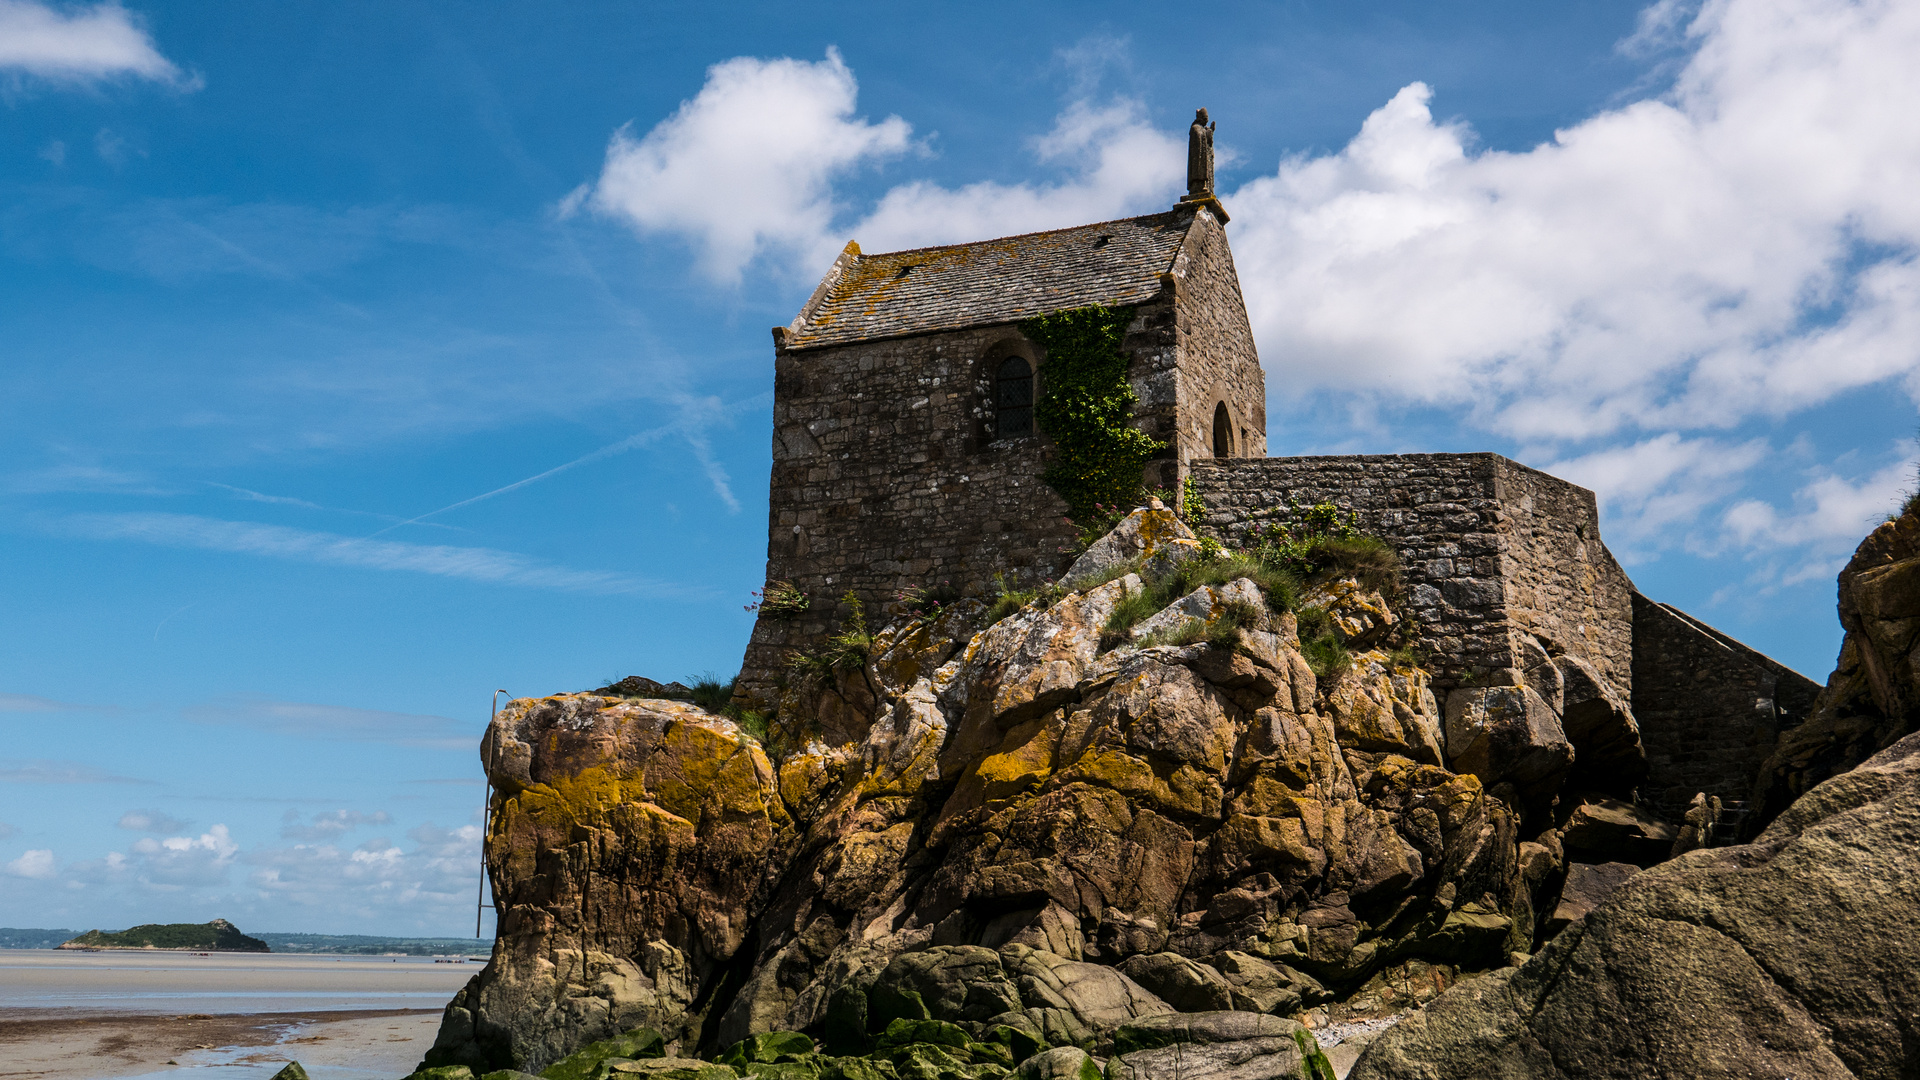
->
left=475, top=689, right=508, bottom=938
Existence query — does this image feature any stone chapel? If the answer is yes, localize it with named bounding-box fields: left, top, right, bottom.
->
left=736, top=112, right=1820, bottom=824
left=739, top=109, right=1262, bottom=701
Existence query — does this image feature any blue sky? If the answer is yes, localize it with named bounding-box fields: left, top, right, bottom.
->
left=2, top=0, right=1915, bottom=936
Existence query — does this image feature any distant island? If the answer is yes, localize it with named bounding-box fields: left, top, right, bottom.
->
left=4, top=925, right=493, bottom=956
left=59, top=918, right=269, bottom=952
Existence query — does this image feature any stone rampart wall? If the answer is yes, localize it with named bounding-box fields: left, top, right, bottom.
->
left=1631, top=594, right=1821, bottom=816
left=1488, top=463, right=1636, bottom=691
left=1186, top=454, right=1634, bottom=691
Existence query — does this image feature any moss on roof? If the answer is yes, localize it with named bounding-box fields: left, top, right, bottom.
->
left=783, top=208, right=1196, bottom=350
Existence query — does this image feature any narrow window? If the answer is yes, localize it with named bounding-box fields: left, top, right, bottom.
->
left=996, top=357, right=1033, bottom=439
left=1212, top=402, right=1233, bottom=458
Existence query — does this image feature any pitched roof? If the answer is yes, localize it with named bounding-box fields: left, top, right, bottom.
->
left=781, top=208, right=1198, bottom=351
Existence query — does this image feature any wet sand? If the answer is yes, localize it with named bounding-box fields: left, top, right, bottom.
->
left=0, top=1008, right=443, bottom=1079
left=0, top=950, right=479, bottom=1079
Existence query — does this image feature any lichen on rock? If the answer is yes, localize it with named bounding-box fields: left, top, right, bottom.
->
left=422, top=509, right=1700, bottom=1077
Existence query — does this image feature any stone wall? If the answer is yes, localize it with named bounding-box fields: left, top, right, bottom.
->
left=1631, top=594, right=1821, bottom=817
left=1167, top=208, right=1267, bottom=478
left=1187, top=453, right=1634, bottom=692
left=738, top=221, right=1268, bottom=707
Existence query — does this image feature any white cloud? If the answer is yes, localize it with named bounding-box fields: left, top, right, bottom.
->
left=7, top=849, right=58, bottom=880
left=4, top=462, right=169, bottom=495
left=1544, top=433, right=1770, bottom=556
left=118, top=809, right=189, bottom=833
left=1225, top=0, right=1920, bottom=440
left=40, top=511, right=688, bottom=597
left=586, top=48, right=913, bottom=282
left=847, top=98, right=1182, bottom=255
left=1724, top=457, right=1910, bottom=552
left=281, top=808, right=394, bottom=841
left=127, top=825, right=238, bottom=888
left=0, top=758, right=151, bottom=784
left=0, top=692, right=99, bottom=712
left=246, top=822, right=481, bottom=913
left=71, top=825, right=239, bottom=889
left=581, top=47, right=1184, bottom=279
left=0, top=0, right=189, bottom=86
left=185, top=697, right=474, bottom=750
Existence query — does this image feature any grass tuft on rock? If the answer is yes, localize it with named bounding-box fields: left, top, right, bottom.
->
left=687, top=674, right=736, bottom=713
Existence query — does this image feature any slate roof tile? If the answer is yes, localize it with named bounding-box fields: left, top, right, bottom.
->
left=783, top=208, right=1196, bottom=351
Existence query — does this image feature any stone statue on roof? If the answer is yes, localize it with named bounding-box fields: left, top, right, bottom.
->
left=1187, top=108, right=1215, bottom=197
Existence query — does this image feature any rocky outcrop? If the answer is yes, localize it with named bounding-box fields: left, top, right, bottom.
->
left=1752, top=509, right=1920, bottom=827
left=1347, top=728, right=1920, bottom=1080
left=425, top=697, right=780, bottom=1069
left=426, top=509, right=1574, bottom=1074
left=60, top=918, right=269, bottom=952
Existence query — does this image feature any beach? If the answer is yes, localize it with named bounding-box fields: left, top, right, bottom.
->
left=0, top=950, right=477, bottom=1080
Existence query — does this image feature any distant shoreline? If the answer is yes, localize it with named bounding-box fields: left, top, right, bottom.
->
left=56, top=942, right=257, bottom=952
left=2, top=926, right=493, bottom=957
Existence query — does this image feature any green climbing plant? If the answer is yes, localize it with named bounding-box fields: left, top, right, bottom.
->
left=1181, top=472, right=1206, bottom=530
left=1021, top=305, right=1164, bottom=526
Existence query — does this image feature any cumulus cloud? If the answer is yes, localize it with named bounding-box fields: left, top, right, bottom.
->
left=1544, top=433, right=1771, bottom=555
left=0, top=1, right=190, bottom=86
left=246, top=822, right=481, bottom=914
left=72, top=824, right=239, bottom=889
left=848, top=98, right=1182, bottom=255
left=1723, top=457, right=1910, bottom=569
left=585, top=48, right=913, bottom=282
left=6, top=849, right=56, bottom=879
left=118, top=809, right=189, bottom=833
left=1226, top=0, right=1920, bottom=441
left=579, top=48, right=1185, bottom=280
left=581, top=1, right=1920, bottom=590
left=591, top=0, right=1920, bottom=443
left=130, top=825, right=237, bottom=887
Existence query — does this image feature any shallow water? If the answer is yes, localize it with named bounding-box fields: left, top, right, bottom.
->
left=0, top=948, right=477, bottom=1013
left=1, top=949, right=475, bottom=1079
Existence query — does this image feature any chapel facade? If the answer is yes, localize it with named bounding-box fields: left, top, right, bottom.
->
left=736, top=111, right=1265, bottom=703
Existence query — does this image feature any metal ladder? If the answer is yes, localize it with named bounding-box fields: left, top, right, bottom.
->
left=1710, top=800, right=1751, bottom=846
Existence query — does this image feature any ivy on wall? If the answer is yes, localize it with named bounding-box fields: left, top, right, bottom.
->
left=1022, top=304, right=1164, bottom=524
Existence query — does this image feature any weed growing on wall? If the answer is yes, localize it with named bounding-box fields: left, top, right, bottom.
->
left=1181, top=473, right=1207, bottom=530
left=1022, top=305, right=1164, bottom=526
left=747, top=580, right=810, bottom=618
left=785, top=591, right=872, bottom=679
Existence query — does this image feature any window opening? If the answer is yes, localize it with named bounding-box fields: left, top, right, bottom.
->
left=996, top=357, right=1033, bottom=439
left=1212, top=402, right=1233, bottom=458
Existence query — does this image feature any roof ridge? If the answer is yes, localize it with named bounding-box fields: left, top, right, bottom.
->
left=850, top=206, right=1195, bottom=261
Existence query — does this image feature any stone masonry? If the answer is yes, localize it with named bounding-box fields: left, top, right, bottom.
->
left=728, top=122, right=1818, bottom=827
left=1631, top=595, right=1820, bottom=818
left=1187, top=453, right=1634, bottom=694
left=737, top=204, right=1266, bottom=707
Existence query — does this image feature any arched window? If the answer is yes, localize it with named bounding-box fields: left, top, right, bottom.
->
left=996, top=357, right=1033, bottom=439
left=1212, top=402, right=1233, bottom=458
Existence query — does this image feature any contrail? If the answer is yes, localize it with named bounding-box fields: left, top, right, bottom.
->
left=370, top=391, right=769, bottom=536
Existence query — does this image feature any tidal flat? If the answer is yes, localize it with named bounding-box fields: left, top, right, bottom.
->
left=0, top=949, right=477, bottom=1079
